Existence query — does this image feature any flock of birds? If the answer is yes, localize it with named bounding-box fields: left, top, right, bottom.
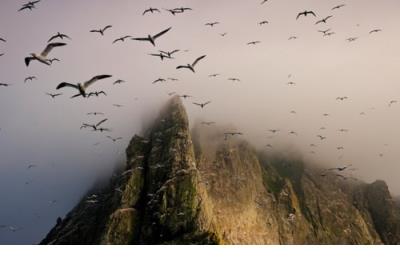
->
left=0, top=0, right=394, bottom=236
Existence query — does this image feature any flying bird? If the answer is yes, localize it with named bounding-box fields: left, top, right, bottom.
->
left=24, top=76, right=37, bottom=82
left=193, top=101, right=211, bottom=109
left=288, top=36, right=298, bottom=40
left=177, top=55, right=206, bottom=73
left=179, top=94, right=192, bottom=99
left=87, top=112, right=104, bottom=116
left=46, top=93, right=62, bottom=99
left=113, top=35, right=132, bottom=44
left=153, top=78, right=166, bottom=84
left=296, top=11, right=316, bottom=20
left=90, top=25, right=112, bottom=36
left=81, top=119, right=108, bottom=131
left=48, top=32, right=71, bottom=42
left=315, top=16, right=333, bottom=24
left=149, top=53, right=172, bottom=61
left=56, top=74, right=112, bottom=98
left=143, top=8, right=160, bottom=15
left=205, top=22, right=220, bottom=27
left=332, top=4, right=346, bottom=10
left=113, top=79, right=125, bottom=85
left=259, top=21, right=269, bottom=25
left=173, top=7, right=192, bottom=13
left=159, top=49, right=180, bottom=57
left=0, top=37, right=6, bottom=43
left=132, top=27, right=172, bottom=46
left=247, top=41, right=261, bottom=45
left=224, top=132, right=243, bottom=140
left=220, top=33, right=228, bottom=37
left=87, top=91, right=107, bottom=98
left=369, top=29, right=382, bottom=34
left=107, top=136, right=123, bottom=142
left=389, top=100, right=398, bottom=107
left=228, top=78, right=241, bottom=82
left=347, top=37, right=358, bottom=42
left=209, top=74, right=220, bottom=78
left=48, top=58, right=60, bottom=64
left=25, top=42, right=66, bottom=66
left=0, top=83, right=11, bottom=87
left=336, top=96, right=348, bottom=101
left=319, top=29, right=332, bottom=35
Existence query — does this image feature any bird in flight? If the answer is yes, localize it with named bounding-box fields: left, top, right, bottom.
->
left=56, top=74, right=112, bottom=98
left=27, top=164, right=37, bottom=169
left=259, top=20, right=269, bottom=26
left=193, top=101, right=211, bottom=109
left=201, top=121, right=216, bottom=126
left=177, top=55, right=206, bottom=73
left=132, top=27, right=172, bottom=46
left=149, top=53, right=172, bottom=61
left=107, top=136, right=123, bottom=142
left=224, top=132, right=243, bottom=140
left=18, top=1, right=40, bottom=12
left=315, top=16, right=333, bottom=24
left=81, top=119, right=108, bottom=131
left=336, top=96, right=348, bottom=101
left=87, top=91, right=107, bottom=98
left=164, top=8, right=180, bottom=16
left=113, top=36, right=132, bottom=44
left=369, top=29, right=382, bottom=34
left=317, top=135, right=327, bottom=140
left=46, top=93, right=62, bottom=99
left=113, top=104, right=124, bottom=108
left=48, top=32, right=71, bottom=42
left=332, top=4, right=346, bottom=10
left=0, top=83, right=11, bottom=87
left=288, top=36, right=298, bottom=40
left=247, top=41, right=261, bottom=45
left=205, top=22, right=220, bottom=27
left=168, top=78, right=179, bottom=82
left=0, top=53, right=4, bottom=57
left=143, top=8, right=161, bottom=15
left=347, top=37, right=358, bottom=42
left=389, top=100, right=398, bottom=107
left=220, top=33, right=228, bottom=37
left=209, top=74, right=220, bottom=78
left=25, top=42, right=66, bottom=66
left=318, top=29, right=332, bottom=35
left=228, top=78, right=241, bottom=82
left=87, top=112, right=104, bottom=116
left=328, top=165, right=352, bottom=172
left=159, top=49, right=180, bottom=58
left=0, top=37, right=6, bottom=43
left=153, top=78, right=166, bottom=84
left=269, top=129, right=280, bottom=134
left=24, top=76, right=37, bottom=83
left=179, top=94, right=192, bottom=99
left=173, top=7, right=192, bottom=13
left=90, top=25, right=112, bottom=36
left=296, top=11, right=316, bottom=20
left=113, top=79, right=125, bottom=85
left=261, top=0, right=269, bottom=4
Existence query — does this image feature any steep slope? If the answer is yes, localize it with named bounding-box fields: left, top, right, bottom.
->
left=41, top=96, right=400, bottom=245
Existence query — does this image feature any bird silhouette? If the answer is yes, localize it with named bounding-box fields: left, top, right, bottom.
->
left=193, top=101, right=211, bottom=109
left=87, top=91, right=107, bottom=98
left=369, top=29, right=382, bottom=34
left=143, top=8, right=160, bottom=15
left=24, top=76, right=37, bottom=82
left=332, top=4, right=346, bottom=10
left=296, top=11, right=316, bottom=20
left=132, top=27, right=172, bottom=46
left=153, top=78, right=166, bottom=84
left=315, top=16, right=333, bottom=24
left=107, top=136, right=123, bottom=142
left=46, top=93, right=62, bottom=99
left=48, top=32, right=71, bottom=42
left=247, top=41, right=261, bottom=45
left=81, top=119, right=108, bottom=131
left=177, top=55, right=206, bottom=73
left=112, top=35, right=132, bottom=44
left=205, top=22, right=220, bottom=27
left=90, top=25, right=112, bottom=36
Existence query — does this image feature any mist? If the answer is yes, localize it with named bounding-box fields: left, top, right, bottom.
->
left=1, top=0, right=400, bottom=244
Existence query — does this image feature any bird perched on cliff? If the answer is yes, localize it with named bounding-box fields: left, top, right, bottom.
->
left=296, top=11, right=316, bottom=20
left=143, top=8, right=160, bottom=15
left=177, top=55, right=206, bottom=73
left=193, top=101, right=211, bottom=109
left=56, top=74, right=112, bottom=98
left=315, top=16, right=333, bottom=24
left=112, top=36, right=132, bottom=44
left=90, top=25, right=112, bottom=36
left=24, top=42, right=66, bottom=66
left=132, top=27, right=172, bottom=46
left=48, top=32, right=71, bottom=42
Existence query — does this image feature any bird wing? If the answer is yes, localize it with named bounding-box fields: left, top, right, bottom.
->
left=47, top=35, right=57, bottom=43
left=112, top=38, right=121, bottom=44
left=103, top=25, right=112, bottom=32
left=153, top=27, right=172, bottom=39
left=41, top=42, right=66, bottom=57
left=132, top=37, right=150, bottom=41
left=309, top=11, right=317, bottom=17
left=170, top=49, right=180, bottom=55
left=56, top=82, right=79, bottom=90
left=96, top=119, right=108, bottom=127
left=192, top=55, right=206, bottom=67
left=176, top=65, right=189, bottom=70
left=90, top=30, right=101, bottom=33
left=83, top=75, right=112, bottom=88
left=203, top=101, right=211, bottom=106
left=193, top=103, right=202, bottom=106
left=296, top=12, right=304, bottom=19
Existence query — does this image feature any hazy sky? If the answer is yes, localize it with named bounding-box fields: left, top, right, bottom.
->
left=1, top=0, right=400, bottom=244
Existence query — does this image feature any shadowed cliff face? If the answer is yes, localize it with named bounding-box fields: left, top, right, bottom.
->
left=41, top=97, right=400, bottom=245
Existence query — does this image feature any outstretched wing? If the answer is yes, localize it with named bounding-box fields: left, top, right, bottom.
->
left=296, top=12, right=303, bottom=20
left=192, top=55, right=206, bottom=67
left=176, top=65, right=188, bottom=70
left=153, top=27, right=172, bottom=40
left=41, top=42, right=67, bottom=57
left=203, top=101, right=211, bottom=106
left=309, top=11, right=317, bottom=17
left=132, top=37, right=150, bottom=42
left=83, top=75, right=112, bottom=88
left=103, top=25, right=112, bottom=32
left=96, top=119, right=108, bottom=127
left=193, top=103, right=202, bottom=106
left=56, top=82, right=79, bottom=90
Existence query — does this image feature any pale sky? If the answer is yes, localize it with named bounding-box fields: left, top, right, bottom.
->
left=1, top=0, right=400, bottom=244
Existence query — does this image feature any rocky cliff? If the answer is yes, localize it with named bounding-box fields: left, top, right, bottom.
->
left=41, top=97, right=400, bottom=245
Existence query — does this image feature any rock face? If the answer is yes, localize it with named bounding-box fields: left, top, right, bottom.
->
left=41, top=97, right=400, bottom=245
